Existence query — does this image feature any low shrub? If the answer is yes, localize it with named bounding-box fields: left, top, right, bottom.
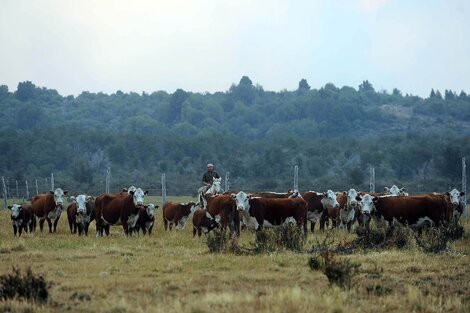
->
left=206, top=229, right=230, bottom=253
left=0, top=267, right=50, bottom=303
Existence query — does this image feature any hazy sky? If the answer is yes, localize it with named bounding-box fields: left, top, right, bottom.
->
left=1, top=0, right=469, bottom=97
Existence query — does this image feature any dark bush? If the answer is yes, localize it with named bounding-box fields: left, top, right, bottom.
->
left=251, top=228, right=278, bottom=253
left=252, top=224, right=305, bottom=253
left=0, top=267, right=50, bottom=303
left=415, top=228, right=449, bottom=253
left=440, top=220, right=464, bottom=241
left=353, top=224, right=413, bottom=250
left=206, top=229, right=229, bottom=253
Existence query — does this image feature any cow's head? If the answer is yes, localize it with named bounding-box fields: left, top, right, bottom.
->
left=356, top=194, right=377, bottom=215
left=73, top=194, right=88, bottom=215
left=384, top=185, right=405, bottom=196
left=446, top=189, right=465, bottom=219
left=321, top=190, right=339, bottom=209
left=188, top=202, right=198, bottom=214
left=8, top=204, right=22, bottom=219
left=211, top=177, right=223, bottom=194
left=347, top=188, right=359, bottom=209
left=127, top=186, right=137, bottom=194
left=232, top=191, right=251, bottom=212
left=50, top=188, right=68, bottom=207
left=130, top=188, right=148, bottom=207
left=145, top=203, right=158, bottom=218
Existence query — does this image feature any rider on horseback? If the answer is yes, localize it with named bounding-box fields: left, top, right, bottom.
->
left=202, top=163, right=220, bottom=191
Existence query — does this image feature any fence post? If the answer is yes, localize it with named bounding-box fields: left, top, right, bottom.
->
left=25, top=180, right=29, bottom=200
left=2, top=176, right=7, bottom=209
left=105, top=167, right=111, bottom=193
left=35, top=179, right=38, bottom=195
left=463, top=157, right=467, bottom=218
left=369, top=167, right=375, bottom=193
left=293, top=165, right=299, bottom=191
left=51, top=173, right=54, bottom=190
left=16, top=180, right=19, bottom=198
left=225, top=172, right=230, bottom=191
left=161, top=173, right=167, bottom=206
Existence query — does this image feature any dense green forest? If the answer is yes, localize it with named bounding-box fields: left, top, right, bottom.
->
left=0, top=77, right=469, bottom=196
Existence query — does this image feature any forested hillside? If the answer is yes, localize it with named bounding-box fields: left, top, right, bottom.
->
left=1, top=77, right=469, bottom=195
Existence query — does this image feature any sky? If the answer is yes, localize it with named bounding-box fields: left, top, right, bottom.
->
left=0, top=0, right=469, bottom=97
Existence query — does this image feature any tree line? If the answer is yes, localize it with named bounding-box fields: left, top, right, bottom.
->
left=0, top=77, right=469, bottom=196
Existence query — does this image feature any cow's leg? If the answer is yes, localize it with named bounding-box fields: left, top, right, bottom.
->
left=319, top=213, right=327, bottom=231
left=46, top=218, right=53, bottom=233
left=18, top=226, right=23, bottom=237
left=122, top=220, right=129, bottom=236
left=193, top=226, right=197, bottom=237
left=68, top=220, right=73, bottom=233
left=39, top=218, right=45, bottom=232
left=13, top=226, right=17, bottom=237
left=310, top=221, right=315, bottom=233
left=197, top=227, right=202, bottom=237
left=347, top=221, right=352, bottom=232
left=53, top=218, right=59, bottom=233
left=169, top=222, right=173, bottom=231
left=163, top=219, right=168, bottom=231
left=84, top=223, right=89, bottom=236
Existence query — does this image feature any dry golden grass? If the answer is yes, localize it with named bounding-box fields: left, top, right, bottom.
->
left=0, top=197, right=469, bottom=313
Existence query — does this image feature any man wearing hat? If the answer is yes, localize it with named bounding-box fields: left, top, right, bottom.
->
left=202, top=163, right=220, bottom=188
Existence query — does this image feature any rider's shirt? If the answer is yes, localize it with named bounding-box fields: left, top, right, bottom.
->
left=202, top=171, right=220, bottom=184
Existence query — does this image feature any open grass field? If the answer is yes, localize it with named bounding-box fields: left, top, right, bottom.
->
left=0, top=196, right=469, bottom=313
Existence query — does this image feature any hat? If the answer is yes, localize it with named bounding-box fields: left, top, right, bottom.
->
left=207, top=163, right=214, bottom=168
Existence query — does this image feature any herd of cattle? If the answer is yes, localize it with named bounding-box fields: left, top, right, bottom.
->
left=5, top=178, right=467, bottom=238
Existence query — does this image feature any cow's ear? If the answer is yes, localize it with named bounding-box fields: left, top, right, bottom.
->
left=384, top=187, right=389, bottom=192
left=70, top=196, right=76, bottom=203
left=231, top=193, right=236, bottom=199
left=248, top=194, right=252, bottom=199
left=355, top=196, right=362, bottom=202
left=323, top=192, right=327, bottom=197
left=373, top=197, right=379, bottom=203
left=461, top=191, right=465, bottom=196
left=86, top=196, right=93, bottom=201
left=144, top=190, right=149, bottom=195
left=129, top=190, right=135, bottom=196
left=49, top=190, right=54, bottom=194
left=8, top=205, right=12, bottom=210
left=64, top=190, right=68, bottom=195
left=343, top=191, right=347, bottom=195
left=400, top=188, right=406, bottom=192
left=122, top=188, right=128, bottom=192
left=445, top=192, right=450, bottom=196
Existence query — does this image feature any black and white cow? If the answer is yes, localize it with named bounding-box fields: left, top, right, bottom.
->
left=9, top=204, right=36, bottom=237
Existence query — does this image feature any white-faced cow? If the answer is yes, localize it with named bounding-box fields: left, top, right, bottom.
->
left=67, top=195, right=95, bottom=236
left=232, top=191, right=307, bottom=234
left=95, top=188, right=148, bottom=236
left=356, top=193, right=453, bottom=229
left=31, top=188, right=68, bottom=233
left=338, top=188, right=359, bottom=231
left=9, top=204, right=36, bottom=237
left=319, top=190, right=340, bottom=231
left=133, top=203, right=158, bottom=235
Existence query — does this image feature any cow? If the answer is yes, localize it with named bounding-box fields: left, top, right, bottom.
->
left=192, top=209, right=221, bottom=237
left=318, top=190, right=340, bottom=231
left=133, top=203, right=158, bottom=235
left=67, top=195, right=95, bottom=236
left=320, top=192, right=345, bottom=230
left=356, top=193, right=453, bottom=229
left=9, top=204, right=36, bottom=237
left=162, top=201, right=197, bottom=230
left=232, top=191, right=307, bottom=234
left=338, top=188, right=359, bottom=232
left=384, top=185, right=407, bottom=196
left=446, top=189, right=466, bottom=221
left=31, top=188, right=68, bottom=233
left=95, top=188, right=148, bottom=236
left=203, top=194, right=240, bottom=235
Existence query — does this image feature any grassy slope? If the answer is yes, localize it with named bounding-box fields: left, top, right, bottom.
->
left=0, top=197, right=469, bottom=313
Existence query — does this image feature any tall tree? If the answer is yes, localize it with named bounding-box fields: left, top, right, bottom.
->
left=168, top=88, right=189, bottom=124
left=15, top=81, right=36, bottom=102
left=298, top=78, right=310, bottom=91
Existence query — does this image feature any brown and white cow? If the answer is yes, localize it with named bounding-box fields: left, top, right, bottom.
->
left=95, top=188, right=148, bottom=236
left=232, top=191, right=307, bottom=234
left=192, top=209, right=221, bottom=237
left=9, top=204, right=36, bottom=237
left=356, top=193, right=453, bottom=229
left=31, top=188, right=68, bottom=233
left=317, top=190, right=340, bottom=231
left=204, top=194, right=240, bottom=235
left=162, top=201, right=197, bottom=230
left=338, top=188, right=359, bottom=232
left=133, top=203, right=158, bottom=235
left=321, top=192, right=346, bottom=230
left=67, top=195, right=96, bottom=236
